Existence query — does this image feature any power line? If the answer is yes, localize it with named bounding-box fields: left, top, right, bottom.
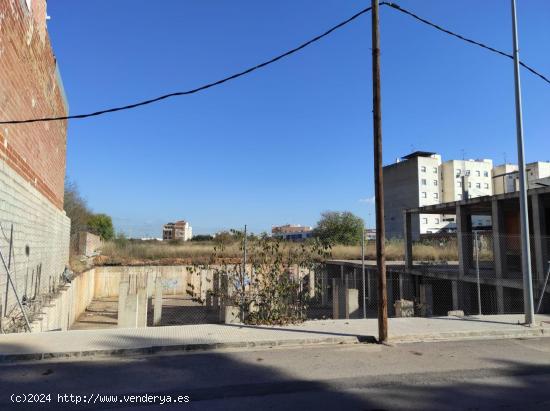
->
left=385, top=2, right=550, bottom=85
left=1, top=2, right=548, bottom=125
left=0, top=6, right=374, bottom=125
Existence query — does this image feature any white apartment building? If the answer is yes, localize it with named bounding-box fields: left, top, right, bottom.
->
left=384, top=152, right=549, bottom=238
left=440, top=159, right=493, bottom=228
left=384, top=151, right=445, bottom=238
left=493, top=161, right=550, bottom=194
left=492, top=164, right=519, bottom=194
left=162, top=220, right=193, bottom=241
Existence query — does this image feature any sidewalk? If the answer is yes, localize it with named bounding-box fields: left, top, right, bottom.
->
left=0, top=314, right=548, bottom=362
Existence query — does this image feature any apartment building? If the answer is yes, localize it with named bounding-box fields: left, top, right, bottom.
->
left=493, top=164, right=520, bottom=195
left=440, top=159, right=493, bottom=228
left=493, top=161, right=550, bottom=194
left=272, top=224, right=313, bottom=241
left=384, top=151, right=445, bottom=238
left=163, top=220, right=193, bottom=241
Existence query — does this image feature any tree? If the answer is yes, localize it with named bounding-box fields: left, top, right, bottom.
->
left=64, top=178, right=93, bottom=237
left=191, top=234, right=214, bottom=242
left=313, top=211, right=364, bottom=245
left=88, top=213, right=115, bottom=241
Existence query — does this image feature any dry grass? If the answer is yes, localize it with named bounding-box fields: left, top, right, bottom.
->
left=96, top=238, right=477, bottom=265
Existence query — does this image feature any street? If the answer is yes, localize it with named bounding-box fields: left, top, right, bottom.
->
left=1, top=337, right=549, bottom=410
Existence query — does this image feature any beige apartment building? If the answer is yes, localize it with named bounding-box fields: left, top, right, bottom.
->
left=440, top=159, right=493, bottom=228
left=384, top=151, right=445, bottom=238
left=493, top=161, right=550, bottom=194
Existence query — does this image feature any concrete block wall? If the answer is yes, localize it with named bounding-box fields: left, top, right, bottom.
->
left=0, top=159, right=70, bottom=324
left=76, top=231, right=102, bottom=256
left=93, top=266, right=204, bottom=299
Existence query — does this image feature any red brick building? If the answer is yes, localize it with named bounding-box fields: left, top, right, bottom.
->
left=0, top=0, right=70, bottom=332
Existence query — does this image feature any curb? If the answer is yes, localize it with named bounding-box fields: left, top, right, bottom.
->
left=0, top=335, right=375, bottom=363
left=390, top=327, right=546, bottom=343
left=0, top=328, right=546, bottom=363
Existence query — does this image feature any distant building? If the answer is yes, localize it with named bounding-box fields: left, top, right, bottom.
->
left=163, top=221, right=192, bottom=241
left=440, top=158, right=493, bottom=229
left=385, top=151, right=496, bottom=238
left=384, top=151, right=445, bottom=238
left=272, top=224, right=313, bottom=241
left=364, top=229, right=376, bottom=241
left=493, top=161, right=550, bottom=194
left=493, top=164, right=520, bottom=195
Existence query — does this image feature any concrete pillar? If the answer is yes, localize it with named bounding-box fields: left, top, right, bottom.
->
left=398, top=272, right=404, bottom=300
left=321, top=270, right=328, bottom=306
left=492, top=199, right=506, bottom=314
left=308, top=269, right=315, bottom=299
left=419, top=283, right=433, bottom=317
left=117, top=270, right=148, bottom=328
left=452, top=280, right=459, bottom=310
left=456, top=205, right=471, bottom=278
left=404, top=211, right=413, bottom=270
left=153, top=275, right=163, bottom=326
left=117, top=271, right=131, bottom=328
left=200, top=269, right=207, bottom=303
left=532, top=194, right=548, bottom=288
left=346, top=288, right=360, bottom=319
left=332, top=278, right=339, bottom=319
left=136, top=272, right=148, bottom=327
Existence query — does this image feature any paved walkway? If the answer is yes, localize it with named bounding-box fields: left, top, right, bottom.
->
left=0, top=314, right=548, bottom=362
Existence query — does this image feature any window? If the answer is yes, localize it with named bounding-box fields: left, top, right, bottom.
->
left=484, top=183, right=489, bottom=189
left=433, top=167, right=438, bottom=174
left=476, top=170, right=481, bottom=177
left=421, top=178, right=427, bottom=185
left=433, top=180, right=438, bottom=186
left=484, top=171, right=489, bottom=177
left=476, top=183, right=481, bottom=189
left=433, top=193, right=439, bottom=199
left=421, top=192, right=427, bottom=198
left=456, top=169, right=462, bottom=176
left=435, top=218, right=440, bottom=224
left=465, top=170, right=471, bottom=176
left=420, top=166, right=426, bottom=172
left=422, top=218, right=428, bottom=224
left=468, top=182, right=472, bottom=188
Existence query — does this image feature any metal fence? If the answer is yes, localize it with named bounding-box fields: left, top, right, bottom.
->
left=1, top=232, right=548, bottom=333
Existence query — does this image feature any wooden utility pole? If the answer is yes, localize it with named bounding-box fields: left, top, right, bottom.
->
left=371, top=0, right=388, bottom=343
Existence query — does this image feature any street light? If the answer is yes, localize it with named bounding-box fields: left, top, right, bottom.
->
left=510, top=0, right=535, bottom=325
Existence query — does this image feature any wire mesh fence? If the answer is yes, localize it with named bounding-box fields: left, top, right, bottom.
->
left=0, top=231, right=548, bottom=333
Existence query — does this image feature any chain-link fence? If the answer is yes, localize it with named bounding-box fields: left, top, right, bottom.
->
left=1, top=230, right=548, bottom=333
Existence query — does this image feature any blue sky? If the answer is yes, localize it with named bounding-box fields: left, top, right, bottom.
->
left=46, top=0, right=550, bottom=237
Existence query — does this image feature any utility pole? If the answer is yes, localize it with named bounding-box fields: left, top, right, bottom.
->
left=372, top=0, right=388, bottom=342
left=361, top=227, right=366, bottom=318
left=511, top=0, right=535, bottom=325
left=243, top=224, right=247, bottom=279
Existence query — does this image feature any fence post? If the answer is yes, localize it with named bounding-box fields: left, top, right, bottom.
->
left=475, top=232, right=482, bottom=316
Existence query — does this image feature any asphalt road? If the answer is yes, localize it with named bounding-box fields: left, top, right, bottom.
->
left=1, top=337, right=550, bottom=410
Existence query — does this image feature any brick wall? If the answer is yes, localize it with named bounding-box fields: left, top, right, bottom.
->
left=0, top=0, right=71, bottom=332
left=0, top=0, right=68, bottom=208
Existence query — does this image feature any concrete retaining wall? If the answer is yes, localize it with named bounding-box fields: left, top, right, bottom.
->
left=26, top=265, right=232, bottom=332
left=30, top=268, right=95, bottom=332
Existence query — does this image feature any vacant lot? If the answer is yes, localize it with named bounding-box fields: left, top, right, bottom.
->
left=95, top=238, right=469, bottom=266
